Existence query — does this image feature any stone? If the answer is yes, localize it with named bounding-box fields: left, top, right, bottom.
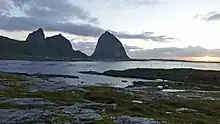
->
left=176, top=108, right=197, bottom=113
left=113, top=116, right=165, bottom=124
left=0, top=98, right=55, bottom=106
left=63, top=103, right=103, bottom=123
left=0, top=109, right=53, bottom=123
left=25, top=78, right=87, bottom=93
left=74, top=113, right=103, bottom=122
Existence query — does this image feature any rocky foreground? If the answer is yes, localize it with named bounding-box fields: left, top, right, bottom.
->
left=0, top=71, right=220, bottom=124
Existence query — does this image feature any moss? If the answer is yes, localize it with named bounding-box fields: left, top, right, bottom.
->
left=84, top=68, right=220, bottom=86
left=48, top=113, right=76, bottom=123
left=1, top=72, right=220, bottom=123
left=83, top=86, right=133, bottom=104
left=83, top=86, right=220, bottom=124
left=25, top=91, right=80, bottom=105
left=0, top=72, right=27, bottom=81
left=0, top=102, right=56, bottom=110
left=0, top=103, right=20, bottom=109
left=92, top=120, right=116, bottom=124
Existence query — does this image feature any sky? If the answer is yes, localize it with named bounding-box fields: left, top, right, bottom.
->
left=0, top=0, right=220, bottom=60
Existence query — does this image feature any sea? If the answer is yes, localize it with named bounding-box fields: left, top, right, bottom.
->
left=0, top=60, right=219, bottom=87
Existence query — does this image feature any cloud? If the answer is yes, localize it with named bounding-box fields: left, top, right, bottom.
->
left=0, top=0, right=13, bottom=16
left=0, top=15, right=176, bottom=42
left=0, top=0, right=176, bottom=42
left=114, top=0, right=161, bottom=6
left=11, top=0, right=99, bottom=24
left=71, top=41, right=145, bottom=56
left=133, top=0, right=160, bottom=5
left=72, top=41, right=97, bottom=55
left=111, top=31, right=176, bottom=42
left=127, top=46, right=220, bottom=59
left=194, top=11, right=220, bottom=21
left=71, top=42, right=220, bottom=59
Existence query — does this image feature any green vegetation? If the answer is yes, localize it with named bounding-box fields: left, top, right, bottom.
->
left=0, top=72, right=27, bottom=81
left=11, top=72, right=79, bottom=79
left=0, top=71, right=220, bottom=123
left=80, top=68, right=220, bottom=86
left=81, top=86, right=220, bottom=124
left=92, top=120, right=116, bottom=124
left=48, top=113, right=76, bottom=123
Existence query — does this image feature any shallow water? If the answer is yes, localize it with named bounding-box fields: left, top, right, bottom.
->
left=0, top=60, right=219, bottom=87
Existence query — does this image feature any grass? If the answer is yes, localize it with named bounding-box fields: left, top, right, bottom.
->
left=83, top=86, right=133, bottom=104
left=81, top=86, right=220, bottom=124
left=92, top=120, right=116, bottom=124
left=48, top=113, right=76, bottom=123
left=1, top=71, right=220, bottom=123
left=0, top=72, right=27, bottom=81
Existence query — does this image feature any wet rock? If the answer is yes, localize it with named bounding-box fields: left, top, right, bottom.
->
left=0, top=98, right=55, bottom=106
left=113, top=116, right=166, bottom=124
left=0, top=109, right=53, bottom=123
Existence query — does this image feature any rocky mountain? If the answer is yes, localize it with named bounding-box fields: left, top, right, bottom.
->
left=91, top=31, right=130, bottom=60
left=26, top=28, right=45, bottom=42
left=0, top=28, right=88, bottom=60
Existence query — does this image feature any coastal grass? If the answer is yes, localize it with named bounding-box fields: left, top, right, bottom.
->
left=0, top=72, right=27, bottom=81
left=82, top=86, right=220, bottom=124
left=1, top=71, right=220, bottom=123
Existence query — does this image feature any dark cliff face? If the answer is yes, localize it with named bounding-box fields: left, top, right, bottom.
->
left=91, top=31, right=130, bottom=60
left=45, top=34, right=87, bottom=58
left=0, top=28, right=88, bottom=59
left=26, top=28, right=45, bottom=42
left=25, top=28, right=47, bottom=55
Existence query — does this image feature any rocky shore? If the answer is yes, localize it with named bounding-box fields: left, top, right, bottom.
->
left=0, top=71, right=220, bottom=123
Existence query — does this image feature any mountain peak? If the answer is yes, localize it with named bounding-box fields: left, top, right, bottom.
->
left=104, top=31, right=111, bottom=35
left=36, top=28, right=43, bottom=33
left=91, top=31, right=130, bottom=60
left=26, top=28, right=45, bottom=42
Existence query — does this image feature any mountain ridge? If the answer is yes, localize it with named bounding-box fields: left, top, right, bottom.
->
left=0, top=28, right=88, bottom=60
left=0, top=28, right=130, bottom=61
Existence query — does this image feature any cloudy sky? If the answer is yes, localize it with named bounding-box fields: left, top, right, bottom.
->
left=0, top=0, right=220, bottom=60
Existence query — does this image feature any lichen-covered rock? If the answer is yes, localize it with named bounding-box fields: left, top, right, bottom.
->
left=63, top=103, right=103, bottom=123
left=25, top=78, right=87, bottom=93
left=75, top=113, right=103, bottom=122
left=0, top=98, right=55, bottom=106
left=0, top=109, right=53, bottom=123
left=113, top=116, right=166, bottom=124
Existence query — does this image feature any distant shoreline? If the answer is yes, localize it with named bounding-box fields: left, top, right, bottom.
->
left=0, top=58, right=220, bottom=64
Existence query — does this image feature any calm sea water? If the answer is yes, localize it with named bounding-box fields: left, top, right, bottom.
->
left=0, top=60, right=219, bottom=87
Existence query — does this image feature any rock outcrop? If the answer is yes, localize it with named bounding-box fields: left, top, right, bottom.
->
left=91, top=31, right=130, bottom=60
left=26, top=28, right=45, bottom=42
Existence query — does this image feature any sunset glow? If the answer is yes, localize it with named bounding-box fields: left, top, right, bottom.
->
left=194, top=56, right=220, bottom=62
